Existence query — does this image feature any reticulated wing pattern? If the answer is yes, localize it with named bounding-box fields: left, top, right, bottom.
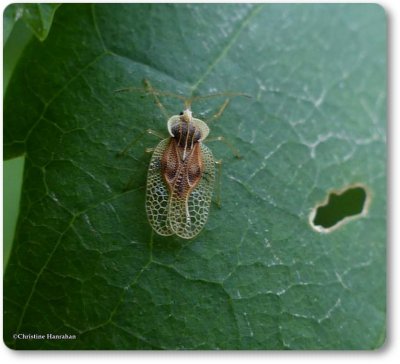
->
left=146, top=138, right=174, bottom=236
left=168, top=143, right=215, bottom=239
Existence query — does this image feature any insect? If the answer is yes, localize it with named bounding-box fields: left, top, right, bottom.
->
left=117, top=80, right=248, bottom=239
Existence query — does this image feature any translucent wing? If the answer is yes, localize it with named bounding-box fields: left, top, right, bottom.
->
left=146, top=138, right=174, bottom=236
left=168, top=143, right=215, bottom=239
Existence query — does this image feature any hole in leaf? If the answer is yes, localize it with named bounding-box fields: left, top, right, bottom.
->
left=310, top=185, right=370, bottom=232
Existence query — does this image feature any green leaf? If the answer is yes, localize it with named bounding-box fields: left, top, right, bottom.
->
left=3, top=4, right=19, bottom=44
left=4, top=4, right=386, bottom=349
left=3, top=156, right=25, bottom=269
left=3, top=3, right=60, bottom=43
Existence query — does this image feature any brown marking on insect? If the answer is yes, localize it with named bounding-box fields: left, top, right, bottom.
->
left=161, top=114, right=203, bottom=199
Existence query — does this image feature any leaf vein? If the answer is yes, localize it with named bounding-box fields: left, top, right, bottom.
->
left=190, top=4, right=263, bottom=93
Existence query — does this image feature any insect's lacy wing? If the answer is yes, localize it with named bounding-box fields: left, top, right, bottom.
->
left=168, top=143, right=215, bottom=239
left=145, top=138, right=174, bottom=236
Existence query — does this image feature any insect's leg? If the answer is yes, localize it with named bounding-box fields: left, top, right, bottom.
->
left=213, top=159, right=223, bottom=208
left=145, top=147, right=155, bottom=153
left=206, top=98, right=230, bottom=124
left=143, top=79, right=170, bottom=119
left=143, top=79, right=187, bottom=103
left=117, top=129, right=164, bottom=157
left=206, top=136, right=242, bottom=159
left=146, top=129, right=165, bottom=140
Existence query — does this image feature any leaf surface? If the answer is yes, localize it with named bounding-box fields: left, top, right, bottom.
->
left=3, top=3, right=60, bottom=43
left=4, top=4, right=386, bottom=349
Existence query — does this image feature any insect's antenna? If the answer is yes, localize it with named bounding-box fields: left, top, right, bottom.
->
left=114, top=86, right=145, bottom=93
left=115, top=78, right=187, bottom=102
left=114, top=83, right=188, bottom=118
left=114, top=87, right=187, bottom=101
left=188, top=92, right=251, bottom=103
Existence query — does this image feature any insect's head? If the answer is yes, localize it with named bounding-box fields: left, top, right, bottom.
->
left=179, top=108, right=193, bottom=123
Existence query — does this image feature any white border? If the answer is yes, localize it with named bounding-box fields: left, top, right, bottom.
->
left=1, top=0, right=396, bottom=362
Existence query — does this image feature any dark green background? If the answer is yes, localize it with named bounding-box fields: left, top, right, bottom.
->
left=3, top=4, right=386, bottom=349
left=3, top=12, right=33, bottom=268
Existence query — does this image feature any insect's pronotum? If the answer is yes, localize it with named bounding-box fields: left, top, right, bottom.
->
left=118, top=80, right=249, bottom=239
